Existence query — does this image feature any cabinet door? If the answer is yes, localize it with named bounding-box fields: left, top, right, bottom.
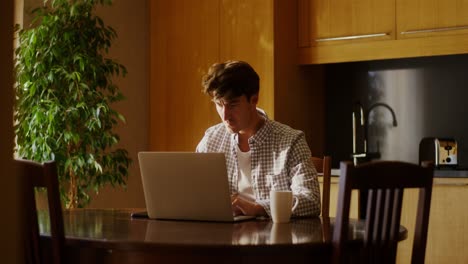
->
left=397, top=179, right=468, bottom=263
left=325, top=180, right=359, bottom=219
left=299, top=0, right=395, bottom=47
left=397, top=0, right=468, bottom=39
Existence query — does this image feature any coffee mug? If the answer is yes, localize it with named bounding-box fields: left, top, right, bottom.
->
left=270, top=190, right=298, bottom=223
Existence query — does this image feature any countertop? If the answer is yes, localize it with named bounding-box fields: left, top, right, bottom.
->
left=330, top=169, right=468, bottom=178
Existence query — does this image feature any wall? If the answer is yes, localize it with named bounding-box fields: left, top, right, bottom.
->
left=1, top=0, right=23, bottom=262
left=325, top=54, right=468, bottom=168
left=90, top=0, right=148, bottom=208
left=21, top=0, right=149, bottom=208
left=273, top=1, right=325, bottom=156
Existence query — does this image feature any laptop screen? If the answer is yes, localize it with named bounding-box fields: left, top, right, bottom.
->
left=138, top=152, right=253, bottom=222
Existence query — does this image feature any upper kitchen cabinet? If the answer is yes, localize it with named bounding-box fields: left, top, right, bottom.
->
left=298, top=0, right=394, bottom=47
left=299, top=0, right=468, bottom=64
left=298, top=0, right=396, bottom=64
left=397, top=0, right=468, bottom=39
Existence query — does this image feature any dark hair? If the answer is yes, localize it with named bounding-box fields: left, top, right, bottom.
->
left=202, top=60, right=259, bottom=100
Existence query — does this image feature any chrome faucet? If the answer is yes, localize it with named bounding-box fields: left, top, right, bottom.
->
left=352, top=102, right=365, bottom=165
left=366, top=102, right=398, bottom=127
left=352, top=102, right=398, bottom=165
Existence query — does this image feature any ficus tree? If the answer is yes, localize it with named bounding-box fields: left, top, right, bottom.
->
left=14, top=0, right=131, bottom=208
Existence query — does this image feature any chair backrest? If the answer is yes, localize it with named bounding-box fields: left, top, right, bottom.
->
left=311, top=156, right=332, bottom=218
left=16, top=159, right=65, bottom=264
left=333, top=160, right=433, bottom=264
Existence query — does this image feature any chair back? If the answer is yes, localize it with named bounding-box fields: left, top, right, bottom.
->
left=333, top=160, right=433, bottom=264
left=311, top=156, right=332, bottom=243
left=311, top=156, right=332, bottom=218
left=16, top=159, right=65, bottom=264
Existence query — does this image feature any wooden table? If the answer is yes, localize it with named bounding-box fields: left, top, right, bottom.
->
left=38, top=209, right=407, bottom=264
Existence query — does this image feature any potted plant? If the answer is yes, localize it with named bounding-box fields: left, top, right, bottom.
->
left=14, top=0, right=131, bottom=208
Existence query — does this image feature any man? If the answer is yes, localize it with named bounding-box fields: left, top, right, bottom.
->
left=196, top=60, right=321, bottom=218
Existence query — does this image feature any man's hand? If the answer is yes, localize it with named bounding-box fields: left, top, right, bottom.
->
left=231, top=194, right=267, bottom=216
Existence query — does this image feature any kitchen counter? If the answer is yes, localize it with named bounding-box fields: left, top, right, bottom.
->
left=433, top=169, right=468, bottom=178
left=329, top=169, right=468, bottom=178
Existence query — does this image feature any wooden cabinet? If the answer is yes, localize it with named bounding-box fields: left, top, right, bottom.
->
left=299, top=0, right=468, bottom=64
left=397, top=0, right=468, bottom=39
left=397, top=177, right=468, bottom=264
left=298, top=0, right=394, bottom=47
left=322, top=177, right=359, bottom=219
left=323, top=177, right=468, bottom=264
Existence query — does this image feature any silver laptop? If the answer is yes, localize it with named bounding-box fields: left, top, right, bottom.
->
left=138, top=152, right=255, bottom=222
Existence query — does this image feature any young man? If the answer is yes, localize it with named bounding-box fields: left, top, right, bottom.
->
left=196, top=60, right=321, bottom=218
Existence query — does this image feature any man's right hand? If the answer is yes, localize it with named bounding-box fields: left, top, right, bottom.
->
left=231, top=193, right=267, bottom=217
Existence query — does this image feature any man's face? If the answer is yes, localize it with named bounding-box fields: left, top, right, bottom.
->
left=213, top=95, right=258, bottom=134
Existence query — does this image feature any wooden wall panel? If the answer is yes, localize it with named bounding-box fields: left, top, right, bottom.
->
left=150, top=0, right=220, bottom=151
left=1, top=0, right=23, bottom=262
left=219, top=0, right=275, bottom=118
left=274, top=0, right=325, bottom=156
left=297, top=0, right=311, bottom=47
left=149, top=0, right=326, bottom=155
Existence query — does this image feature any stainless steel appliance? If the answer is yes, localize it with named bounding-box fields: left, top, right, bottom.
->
left=419, top=137, right=458, bottom=167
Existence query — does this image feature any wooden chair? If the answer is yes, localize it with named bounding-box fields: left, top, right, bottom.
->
left=16, top=159, right=65, bottom=264
left=333, top=160, right=433, bottom=264
left=311, top=156, right=332, bottom=218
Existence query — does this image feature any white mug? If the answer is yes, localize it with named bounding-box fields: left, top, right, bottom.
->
left=269, top=190, right=298, bottom=223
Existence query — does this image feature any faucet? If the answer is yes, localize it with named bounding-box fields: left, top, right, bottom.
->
left=352, top=102, right=365, bottom=165
left=366, top=102, right=398, bottom=127
left=351, top=102, right=398, bottom=165
left=354, top=102, right=398, bottom=219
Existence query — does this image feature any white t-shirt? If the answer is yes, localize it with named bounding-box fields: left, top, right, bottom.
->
left=236, top=145, right=255, bottom=201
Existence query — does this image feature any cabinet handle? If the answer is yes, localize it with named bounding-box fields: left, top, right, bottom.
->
left=316, top=32, right=389, bottom=42
left=401, top=25, right=468, bottom=35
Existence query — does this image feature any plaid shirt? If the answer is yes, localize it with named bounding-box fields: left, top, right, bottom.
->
left=196, top=113, right=321, bottom=217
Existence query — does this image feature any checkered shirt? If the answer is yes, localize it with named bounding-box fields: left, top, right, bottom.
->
left=196, top=114, right=321, bottom=217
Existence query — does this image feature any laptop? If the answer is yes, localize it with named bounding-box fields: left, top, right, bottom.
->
left=138, top=152, right=255, bottom=222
